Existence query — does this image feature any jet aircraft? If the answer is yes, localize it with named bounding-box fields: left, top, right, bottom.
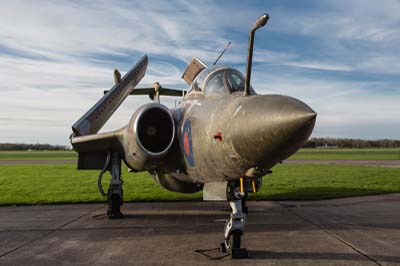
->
left=70, top=13, right=316, bottom=259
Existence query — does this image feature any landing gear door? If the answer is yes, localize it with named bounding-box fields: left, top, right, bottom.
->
left=203, top=181, right=228, bottom=201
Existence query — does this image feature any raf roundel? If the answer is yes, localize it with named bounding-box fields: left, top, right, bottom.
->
left=181, top=119, right=195, bottom=167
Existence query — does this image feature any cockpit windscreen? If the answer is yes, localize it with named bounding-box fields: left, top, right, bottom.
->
left=226, top=70, right=245, bottom=92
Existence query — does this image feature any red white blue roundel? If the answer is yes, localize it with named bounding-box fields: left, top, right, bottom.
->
left=181, top=119, right=195, bottom=167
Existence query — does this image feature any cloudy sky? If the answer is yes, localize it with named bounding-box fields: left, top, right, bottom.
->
left=0, top=0, right=399, bottom=145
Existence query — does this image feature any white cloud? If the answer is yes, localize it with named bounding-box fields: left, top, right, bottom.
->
left=0, top=0, right=398, bottom=144
left=272, top=0, right=400, bottom=43
left=269, top=0, right=400, bottom=75
left=284, top=60, right=354, bottom=72
left=251, top=68, right=400, bottom=139
left=356, top=56, right=400, bottom=75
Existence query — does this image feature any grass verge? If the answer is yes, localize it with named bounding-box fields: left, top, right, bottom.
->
left=0, top=164, right=399, bottom=205
left=1, top=148, right=399, bottom=161
left=0, top=151, right=76, bottom=160
left=289, top=148, right=400, bottom=160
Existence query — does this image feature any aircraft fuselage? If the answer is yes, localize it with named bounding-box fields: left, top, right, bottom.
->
left=171, top=90, right=316, bottom=184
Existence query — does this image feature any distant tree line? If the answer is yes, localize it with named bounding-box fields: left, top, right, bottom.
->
left=0, top=143, right=70, bottom=151
left=1, top=138, right=400, bottom=150
left=304, top=138, right=400, bottom=148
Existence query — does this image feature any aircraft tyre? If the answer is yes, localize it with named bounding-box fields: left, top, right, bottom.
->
left=107, top=194, right=123, bottom=219
left=225, top=230, right=242, bottom=250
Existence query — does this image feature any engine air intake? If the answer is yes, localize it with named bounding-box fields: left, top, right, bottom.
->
left=136, top=106, right=175, bottom=155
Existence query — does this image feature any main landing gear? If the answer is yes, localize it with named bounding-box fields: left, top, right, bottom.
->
left=98, top=152, right=123, bottom=219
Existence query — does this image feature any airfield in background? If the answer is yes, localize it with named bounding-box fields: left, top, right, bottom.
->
left=0, top=148, right=399, bottom=205
left=1, top=148, right=400, bottom=265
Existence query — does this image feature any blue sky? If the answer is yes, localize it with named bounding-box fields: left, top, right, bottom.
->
left=0, top=0, right=399, bottom=145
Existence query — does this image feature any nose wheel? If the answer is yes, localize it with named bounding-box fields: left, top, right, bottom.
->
left=224, top=229, right=242, bottom=251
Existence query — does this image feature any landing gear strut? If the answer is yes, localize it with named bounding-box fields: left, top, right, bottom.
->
left=222, top=181, right=248, bottom=259
left=107, top=152, right=123, bottom=219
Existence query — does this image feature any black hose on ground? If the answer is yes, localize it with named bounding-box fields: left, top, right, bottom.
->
left=97, top=153, right=110, bottom=196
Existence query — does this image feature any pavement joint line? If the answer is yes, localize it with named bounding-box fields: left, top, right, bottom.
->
left=0, top=221, right=311, bottom=233
left=0, top=205, right=104, bottom=258
left=278, top=202, right=384, bottom=266
left=0, top=225, right=205, bottom=233
left=280, top=194, right=400, bottom=208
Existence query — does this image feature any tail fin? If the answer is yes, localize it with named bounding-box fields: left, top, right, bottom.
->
left=72, top=55, right=148, bottom=136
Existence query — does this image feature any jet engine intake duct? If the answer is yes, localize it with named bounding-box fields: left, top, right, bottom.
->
left=136, top=106, right=175, bottom=155
left=125, top=103, right=176, bottom=171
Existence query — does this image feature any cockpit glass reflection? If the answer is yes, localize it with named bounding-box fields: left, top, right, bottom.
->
left=190, top=68, right=212, bottom=92
left=226, top=71, right=245, bottom=92
left=205, top=72, right=225, bottom=97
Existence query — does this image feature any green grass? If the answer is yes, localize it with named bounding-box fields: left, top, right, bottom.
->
left=1, top=164, right=400, bottom=205
left=1, top=148, right=399, bottom=161
left=253, top=164, right=400, bottom=200
left=289, top=148, right=400, bottom=160
left=0, top=164, right=201, bottom=205
left=0, top=151, right=76, bottom=160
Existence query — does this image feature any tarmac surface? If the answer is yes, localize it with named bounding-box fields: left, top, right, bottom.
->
left=1, top=194, right=400, bottom=266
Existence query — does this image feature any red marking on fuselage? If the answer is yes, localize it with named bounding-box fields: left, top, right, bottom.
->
left=213, top=131, right=223, bottom=142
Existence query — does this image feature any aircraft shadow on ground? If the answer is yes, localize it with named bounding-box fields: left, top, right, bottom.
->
left=248, top=250, right=400, bottom=263
left=263, top=186, right=395, bottom=201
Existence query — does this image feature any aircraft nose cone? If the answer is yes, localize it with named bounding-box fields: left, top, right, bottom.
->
left=229, top=95, right=316, bottom=169
left=269, top=96, right=316, bottom=135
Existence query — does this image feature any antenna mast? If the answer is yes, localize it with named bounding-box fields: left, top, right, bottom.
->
left=212, top=41, right=231, bottom=66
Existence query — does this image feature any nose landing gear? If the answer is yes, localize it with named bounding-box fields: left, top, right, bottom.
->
left=221, top=181, right=249, bottom=259
left=223, top=200, right=248, bottom=258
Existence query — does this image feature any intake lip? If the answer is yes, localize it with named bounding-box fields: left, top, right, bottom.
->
left=133, top=103, right=176, bottom=157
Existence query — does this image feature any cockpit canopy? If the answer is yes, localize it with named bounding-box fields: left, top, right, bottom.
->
left=188, top=67, right=255, bottom=97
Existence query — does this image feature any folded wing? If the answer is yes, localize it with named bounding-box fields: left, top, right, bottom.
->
left=72, top=55, right=148, bottom=136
